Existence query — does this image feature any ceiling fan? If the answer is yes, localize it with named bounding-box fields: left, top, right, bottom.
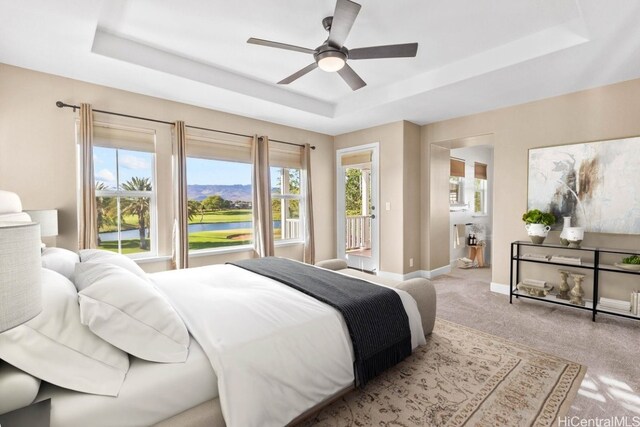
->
left=247, top=0, right=418, bottom=91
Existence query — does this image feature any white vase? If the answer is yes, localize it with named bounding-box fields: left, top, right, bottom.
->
left=559, top=216, right=571, bottom=246
left=525, top=223, right=551, bottom=244
left=565, top=227, right=584, bottom=248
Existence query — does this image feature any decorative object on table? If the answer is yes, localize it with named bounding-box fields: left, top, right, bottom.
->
left=564, top=226, right=584, bottom=248
left=517, top=282, right=553, bottom=297
left=522, top=253, right=550, bottom=261
left=599, top=297, right=631, bottom=312
left=527, top=136, right=640, bottom=235
left=569, top=273, right=586, bottom=306
left=0, top=222, right=43, bottom=332
left=522, top=209, right=556, bottom=244
left=550, top=254, right=582, bottom=265
left=557, top=270, right=571, bottom=300
left=522, top=278, right=546, bottom=288
left=615, top=255, right=640, bottom=271
left=559, top=216, right=572, bottom=246
left=24, top=209, right=58, bottom=249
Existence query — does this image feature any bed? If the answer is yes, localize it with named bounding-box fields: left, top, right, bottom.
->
left=0, top=190, right=436, bottom=427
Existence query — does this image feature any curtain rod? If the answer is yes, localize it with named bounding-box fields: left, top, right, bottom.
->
left=55, top=101, right=315, bottom=150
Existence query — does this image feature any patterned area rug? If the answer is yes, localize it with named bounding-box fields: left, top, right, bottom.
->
left=300, top=319, right=586, bottom=427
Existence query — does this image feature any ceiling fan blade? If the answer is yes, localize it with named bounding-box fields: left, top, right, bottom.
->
left=337, top=64, right=366, bottom=91
left=327, top=0, right=361, bottom=48
left=247, top=38, right=315, bottom=55
left=349, top=43, right=418, bottom=60
left=278, top=63, right=318, bottom=85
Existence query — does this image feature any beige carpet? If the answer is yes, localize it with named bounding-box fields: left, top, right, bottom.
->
left=300, top=319, right=586, bottom=427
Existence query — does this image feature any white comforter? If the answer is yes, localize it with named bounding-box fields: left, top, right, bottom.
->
left=152, top=264, right=426, bottom=427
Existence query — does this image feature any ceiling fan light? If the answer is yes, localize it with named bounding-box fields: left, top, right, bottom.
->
left=318, top=55, right=345, bottom=72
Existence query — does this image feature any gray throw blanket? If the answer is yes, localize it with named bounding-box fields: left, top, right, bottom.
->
left=229, top=257, right=412, bottom=387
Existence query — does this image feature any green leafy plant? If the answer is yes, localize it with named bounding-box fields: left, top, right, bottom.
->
left=622, top=255, right=640, bottom=265
left=522, top=209, right=556, bottom=226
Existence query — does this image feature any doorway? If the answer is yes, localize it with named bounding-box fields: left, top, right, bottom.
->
left=336, top=143, right=379, bottom=272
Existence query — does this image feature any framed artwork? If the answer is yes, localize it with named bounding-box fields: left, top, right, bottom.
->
left=527, top=136, right=640, bottom=234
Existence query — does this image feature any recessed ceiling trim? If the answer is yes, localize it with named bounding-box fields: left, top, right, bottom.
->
left=334, top=19, right=590, bottom=118
left=91, top=28, right=335, bottom=118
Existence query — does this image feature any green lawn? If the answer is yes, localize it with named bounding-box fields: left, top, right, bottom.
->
left=99, top=209, right=289, bottom=253
left=98, top=239, right=150, bottom=254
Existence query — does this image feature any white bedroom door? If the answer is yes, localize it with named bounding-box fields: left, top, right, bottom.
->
left=336, top=143, right=379, bottom=272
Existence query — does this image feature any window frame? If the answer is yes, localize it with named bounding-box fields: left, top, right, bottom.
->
left=185, top=131, right=255, bottom=255
left=271, top=166, right=305, bottom=245
left=88, top=121, right=159, bottom=259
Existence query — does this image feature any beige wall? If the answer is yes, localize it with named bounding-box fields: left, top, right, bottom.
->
left=422, top=78, right=640, bottom=294
left=402, top=122, right=421, bottom=274
left=335, top=120, right=421, bottom=276
left=0, top=64, right=335, bottom=270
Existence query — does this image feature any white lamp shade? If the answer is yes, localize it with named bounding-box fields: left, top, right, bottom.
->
left=25, top=209, right=58, bottom=237
left=0, top=222, right=42, bottom=332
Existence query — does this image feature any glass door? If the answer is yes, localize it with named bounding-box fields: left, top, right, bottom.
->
left=336, top=144, right=379, bottom=272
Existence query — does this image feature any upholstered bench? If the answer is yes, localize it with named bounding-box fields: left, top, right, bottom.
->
left=315, top=259, right=437, bottom=335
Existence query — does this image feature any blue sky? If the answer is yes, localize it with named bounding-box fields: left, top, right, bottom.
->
left=94, top=147, right=253, bottom=188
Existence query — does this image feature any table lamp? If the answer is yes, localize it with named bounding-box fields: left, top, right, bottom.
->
left=0, top=222, right=42, bottom=332
left=24, top=209, right=58, bottom=248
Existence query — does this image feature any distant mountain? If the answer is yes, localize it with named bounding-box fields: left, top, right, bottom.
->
left=188, top=184, right=252, bottom=202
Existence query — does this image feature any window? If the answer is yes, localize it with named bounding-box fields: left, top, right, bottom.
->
left=449, top=176, right=463, bottom=204
left=450, top=157, right=465, bottom=209
left=94, top=145, right=156, bottom=256
left=474, top=162, right=488, bottom=214
left=271, top=167, right=302, bottom=241
left=186, top=157, right=253, bottom=251
left=185, top=132, right=254, bottom=252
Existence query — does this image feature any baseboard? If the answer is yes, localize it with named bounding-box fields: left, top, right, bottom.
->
left=377, top=265, right=451, bottom=281
left=490, top=282, right=510, bottom=295
left=423, top=264, right=451, bottom=279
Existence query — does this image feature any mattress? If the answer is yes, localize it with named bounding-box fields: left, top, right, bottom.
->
left=35, top=337, right=218, bottom=427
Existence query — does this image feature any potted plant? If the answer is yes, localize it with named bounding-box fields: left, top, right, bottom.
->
left=522, top=209, right=556, bottom=244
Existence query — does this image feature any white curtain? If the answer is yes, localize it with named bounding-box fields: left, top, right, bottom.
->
left=302, top=144, right=315, bottom=264
left=78, top=103, right=97, bottom=250
left=252, top=135, right=274, bottom=257
left=172, top=121, right=189, bottom=269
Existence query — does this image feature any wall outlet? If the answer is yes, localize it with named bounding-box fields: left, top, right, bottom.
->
left=385, top=202, right=391, bottom=211
left=409, top=258, right=414, bottom=267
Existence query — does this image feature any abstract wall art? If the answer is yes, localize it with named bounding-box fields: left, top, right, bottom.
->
left=528, top=136, right=640, bottom=234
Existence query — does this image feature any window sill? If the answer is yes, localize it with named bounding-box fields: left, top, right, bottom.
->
left=134, top=255, right=172, bottom=265
left=275, top=240, right=304, bottom=248
left=189, top=245, right=255, bottom=258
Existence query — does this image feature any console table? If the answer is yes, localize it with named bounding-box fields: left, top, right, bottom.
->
left=510, top=241, right=640, bottom=322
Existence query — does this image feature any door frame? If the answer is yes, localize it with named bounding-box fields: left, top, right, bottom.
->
left=336, top=143, right=380, bottom=272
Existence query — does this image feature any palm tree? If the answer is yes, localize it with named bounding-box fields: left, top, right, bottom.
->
left=187, top=200, right=204, bottom=222
left=120, top=177, right=152, bottom=250
left=96, top=182, right=116, bottom=245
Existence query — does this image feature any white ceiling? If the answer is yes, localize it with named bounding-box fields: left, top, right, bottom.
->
left=2, top=0, right=640, bottom=135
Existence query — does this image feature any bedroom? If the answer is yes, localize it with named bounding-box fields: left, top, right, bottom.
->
left=1, top=0, right=639, bottom=426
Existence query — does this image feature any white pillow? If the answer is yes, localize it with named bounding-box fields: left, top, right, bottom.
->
left=74, top=262, right=190, bottom=363
left=41, top=247, right=79, bottom=280
left=0, top=361, right=41, bottom=415
left=79, top=249, right=147, bottom=280
left=0, top=269, right=129, bottom=396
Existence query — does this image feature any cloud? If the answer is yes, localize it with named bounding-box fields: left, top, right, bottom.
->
left=120, top=154, right=150, bottom=171
left=96, top=168, right=115, bottom=183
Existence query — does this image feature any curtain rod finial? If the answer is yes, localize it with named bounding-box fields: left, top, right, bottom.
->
left=55, top=101, right=64, bottom=108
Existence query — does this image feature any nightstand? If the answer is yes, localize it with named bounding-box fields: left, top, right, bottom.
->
left=0, top=399, right=50, bottom=427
